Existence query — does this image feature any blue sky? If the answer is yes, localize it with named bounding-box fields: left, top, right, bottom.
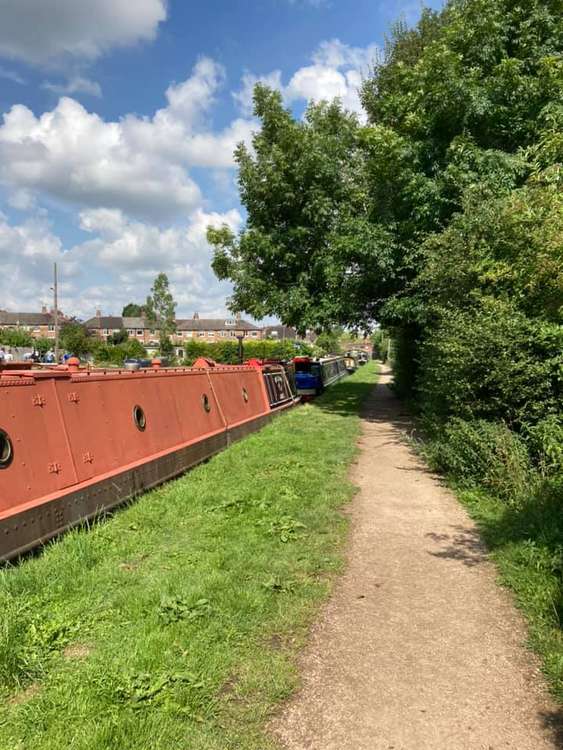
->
left=0, top=0, right=441, bottom=321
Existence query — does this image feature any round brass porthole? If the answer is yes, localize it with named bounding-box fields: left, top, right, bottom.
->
left=0, top=429, right=13, bottom=469
left=133, top=405, right=146, bottom=431
left=242, top=387, right=249, bottom=403
left=202, top=393, right=211, bottom=413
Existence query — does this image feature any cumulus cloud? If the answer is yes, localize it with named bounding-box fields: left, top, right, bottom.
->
left=0, top=58, right=254, bottom=221
left=0, top=207, right=243, bottom=319
left=233, top=70, right=284, bottom=116
left=286, top=39, right=378, bottom=115
left=42, top=76, right=102, bottom=98
left=233, top=39, right=378, bottom=118
left=0, top=0, right=167, bottom=66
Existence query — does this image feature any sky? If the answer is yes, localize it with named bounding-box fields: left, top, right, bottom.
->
left=0, top=0, right=442, bottom=322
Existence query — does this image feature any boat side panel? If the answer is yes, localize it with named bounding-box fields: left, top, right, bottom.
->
left=0, top=378, right=78, bottom=512
left=0, top=411, right=277, bottom=562
left=206, top=368, right=270, bottom=427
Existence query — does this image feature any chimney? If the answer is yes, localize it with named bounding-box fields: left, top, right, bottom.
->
left=96, top=308, right=101, bottom=318
left=41, top=304, right=48, bottom=314
left=235, top=311, right=241, bottom=322
left=193, top=312, right=199, bottom=320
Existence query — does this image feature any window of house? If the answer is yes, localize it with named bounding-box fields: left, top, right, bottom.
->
left=250, top=331, right=258, bottom=338
left=136, top=329, right=143, bottom=336
left=127, top=329, right=134, bottom=335
left=198, top=331, right=205, bottom=337
left=207, top=331, right=215, bottom=337
left=220, top=331, right=227, bottom=337
left=103, top=329, right=109, bottom=335
left=48, top=325, right=55, bottom=331
left=225, top=319, right=235, bottom=326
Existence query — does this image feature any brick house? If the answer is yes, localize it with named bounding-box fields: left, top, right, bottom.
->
left=175, top=313, right=262, bottom=343
left=0, top=306, right=66, bottom=340
left=84, top=311, right=262, bottom=345
left=261, top=324, right=298, bottom=340
left=84, top=311, right=159, bottom=344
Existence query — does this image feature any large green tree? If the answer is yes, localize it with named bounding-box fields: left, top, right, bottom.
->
left=209, top=0, right=561, bottom=337
left=209, top=88, right=398, bottom=333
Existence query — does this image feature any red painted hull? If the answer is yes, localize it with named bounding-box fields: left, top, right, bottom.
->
left=0, top=361, right=296, bottom=560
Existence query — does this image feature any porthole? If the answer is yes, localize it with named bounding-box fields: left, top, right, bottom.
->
left=242, top=387, right=249, bottom=403
left=202, top=393, right=211, bottom=413
left=0, top=429, right=13, bottom=469
left=133, top=405, right=146, bottom=431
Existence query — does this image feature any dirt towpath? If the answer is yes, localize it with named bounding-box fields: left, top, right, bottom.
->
left=272, top=366, right=561, bottom=750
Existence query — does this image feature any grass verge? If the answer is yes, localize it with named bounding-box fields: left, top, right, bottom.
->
left=454, top=480, right=563, bottom=704
left=0, top=361, right=377, bottom=750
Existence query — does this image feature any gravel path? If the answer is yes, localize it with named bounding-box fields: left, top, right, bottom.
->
left=272, top=366, right=561, bottom=750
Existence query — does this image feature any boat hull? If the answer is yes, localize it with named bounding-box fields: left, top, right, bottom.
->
left=0, top=362, right=295, bottom=561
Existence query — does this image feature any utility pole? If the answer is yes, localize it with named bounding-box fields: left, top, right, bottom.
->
left=53, top=262, right=59, bottom=362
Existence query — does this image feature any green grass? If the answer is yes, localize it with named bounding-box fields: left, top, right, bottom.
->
left=447, top=479, right=563, bottom=704
left=0, top=362, right=377, bottom=750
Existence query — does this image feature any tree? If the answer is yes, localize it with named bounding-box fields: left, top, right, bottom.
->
left=208, top=87, right=398, bottom=334
left=59, top=322, right=91, bottom=356
left=34, top=337, right=52, bottom=355
left=122, top=303, right=144, bottom=317
left=0, top=328, right=33, bottom=347
left=315, top=329, right=343, bottom=356
left=110, top=329, right=129, bottom=345
left=145, top=273, right=176, bottom=357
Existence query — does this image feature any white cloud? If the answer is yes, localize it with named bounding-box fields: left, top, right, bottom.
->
left=233, top=70, right=283, bottom=116
left=312, top=39, right=379, bottom=70
left=0, top=58, right=254, bottom=221
left=0, top=0, right=167, bottom=66
left=42, top=76, right=102, bottom=98
left=286, top=39, right=378, bottom=115
left=0, top=206, right=243, bottom=320
left=233, top=39, right=378, bottom=118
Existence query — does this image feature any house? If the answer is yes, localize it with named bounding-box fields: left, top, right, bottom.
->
left=0, top=306, right=66, bottom=340
left=84, top=310, right=262, bottom=344
left=84, top=311, right=158, bottom=344
left=262, top=324, right=298, bottom=340
left=175, top=313, right=262, bottom=343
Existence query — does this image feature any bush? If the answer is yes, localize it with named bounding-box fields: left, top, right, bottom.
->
left=0, top=328, right=33, bottom=347
left=425, top=418, right=533, bottom=502
left=417, top=300, right=563, bottom=429
left=92, top=339, right=147, bottom=366
left=182, top=339, right=312, bottom=366
left=524, top=416, right=563, bottom=478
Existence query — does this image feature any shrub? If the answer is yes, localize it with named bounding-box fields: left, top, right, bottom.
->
left=417, top=300, right=563, bottom=429
left=425, top=418, right=533, bottom=502
left=524, top=416, right=563, bottom=477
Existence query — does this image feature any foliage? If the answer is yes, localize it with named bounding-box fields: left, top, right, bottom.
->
left=424, top=418, right=533, bottom=502
left=34, top=337, right=52, bottom=355
left=315, top=329, right=342, bottom=355
left=182, top=338, right=312, bottom=366
left=92, top=339, right=147, bottom=366
left=60, top=323, right=91, bottom=356
left=109, top=329, right=129, bottom=345
left=0, top=327, right=33, bottom=347
left=208, top=88, right=399, bottom=332
left=417, top=300, right=563, bottom=429
left=0, top=364, right=377, bottom=748
left=122, top=303, right=145, bottom=317
left=145, top=273, right=176, bottom=357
